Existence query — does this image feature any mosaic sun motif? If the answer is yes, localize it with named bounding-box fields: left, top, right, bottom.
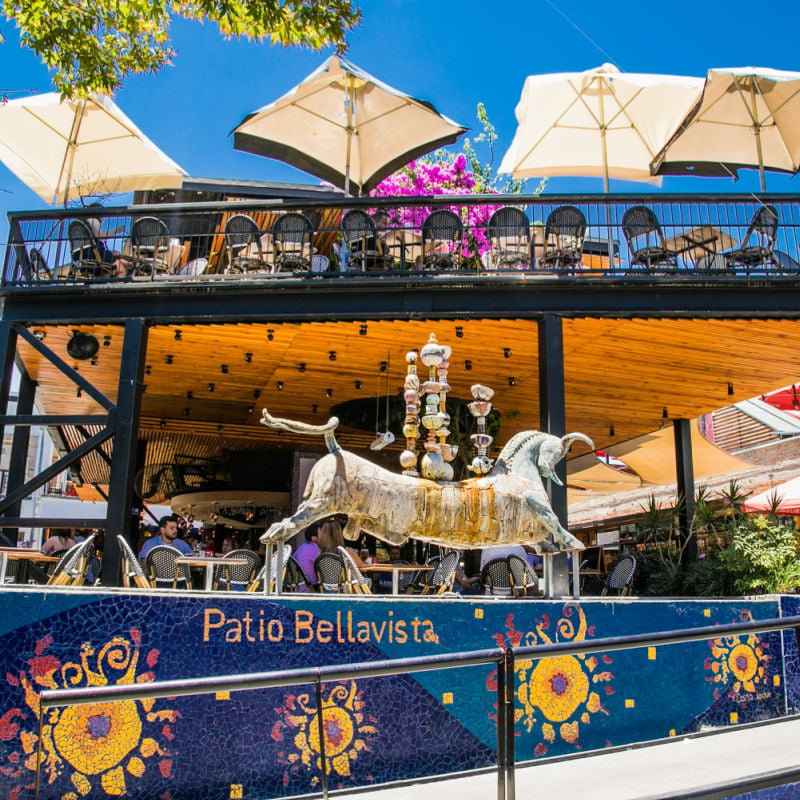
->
left=0, top=629, right=177, bottom=799
left=272, top=681, right=377, bottom=788
left=487, top=605, right=612, bottom=756
left=705, top=610, right=771, bottom=698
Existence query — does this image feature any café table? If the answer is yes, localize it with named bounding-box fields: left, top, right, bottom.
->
left=174, top=555, right=249, bottom=592
left=362, top=563, right=434, bottom=595
left=0, top=547, right=60, bottom=583
left=663, top=226, right=737, bottom=268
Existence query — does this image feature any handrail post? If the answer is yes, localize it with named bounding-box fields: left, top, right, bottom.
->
left=315, top=675, right=329, bottom=800
left=34, top=704, right=44, bottom=800
left=504, top=646, right=516, bottom=800
left=496, top=654, right=506, bottom=800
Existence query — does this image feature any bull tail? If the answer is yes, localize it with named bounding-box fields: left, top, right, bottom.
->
left=260, top=408, right=341, bottom=453
left=561, top=433, right=594, bottom=452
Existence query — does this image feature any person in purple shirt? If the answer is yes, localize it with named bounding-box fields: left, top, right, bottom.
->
left=293, top=525, right=320, bottom=592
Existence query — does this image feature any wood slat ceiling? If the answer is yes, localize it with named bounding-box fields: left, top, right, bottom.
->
left=16, top=317, right=800, bottom=488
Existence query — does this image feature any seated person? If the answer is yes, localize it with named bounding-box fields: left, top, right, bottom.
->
left=292, top=526, right=320, bottom=592
left=42, top=528, right=76, bottom=555
left=375, top=544, right=406, bottom=593
left=76, top=204, right=129, bottom=277
left=138, top=515, right=192, bottom=567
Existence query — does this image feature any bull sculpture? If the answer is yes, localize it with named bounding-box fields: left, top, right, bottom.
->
left=260, top=409, right=593, bottom=552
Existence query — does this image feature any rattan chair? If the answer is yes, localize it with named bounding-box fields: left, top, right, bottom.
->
left=485, top=207, right=530, bottom=269
left=68, top=219, right=114, bottom=279
left=341, top=210, right=392, bottom=271
left=405, top=555, right=440, bottom=594
left=131, top=216, right=172, bottom=275
left=117, top=535, right=152, bottom=589
left=145, top=545, right=191, bottom=589
left=507, top=554, right=540, bottom=597
left=421, top=209, right=463, bottom=270
left=250, top=543, right=291, bottom=591
left=272, top=212, right=314, bottom=271
left=601, top=555, right=637, bottom=596
left=481, top=557, right=515, bottom=596
left=224, top=213, right=272, bottom=274
left=314, top=552, right=346, bottom=593
left=283, top=555, right=317, bottom=592
left=541, top=205, right=587, bottom=271
left=420, top=550, right=459, bottom=595
left=723, top=205, right=779, bottom=274
left=214, top=549, right=261, bottom=591
left=337, top=546, right=372, bottom=594
left=621, top=206, right=678, bottom=272
left=46, top=540, right=87, bottom=586
left=70, top=536, right=99, bottom=586
left=28, top=247, right=53, bottom=281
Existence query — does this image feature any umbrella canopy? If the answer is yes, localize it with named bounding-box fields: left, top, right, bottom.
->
left=0, top=92, right=186, bottom=205
left=651, top=67, right=800, bottom=191
left=498, top=63, right=704, bottom=189
left=740, top=475, right=800, bottom=515
left=232, top=55, right=467, bottom=195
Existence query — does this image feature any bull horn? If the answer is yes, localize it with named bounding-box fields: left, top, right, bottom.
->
left=561, top=433, right=594, bottom=453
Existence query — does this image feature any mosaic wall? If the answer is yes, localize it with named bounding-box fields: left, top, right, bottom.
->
left=0, top=589, right=794, bottom=800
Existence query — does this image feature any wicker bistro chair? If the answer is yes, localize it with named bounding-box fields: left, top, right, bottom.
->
left=485, top=207, right=531, bottom=269
left=405, top=555, right=440, bottom=594
left=68, top=219, right=114, bottom=279
left=601, top=555, right=637, bottom=597
left=507, top=554, right=540, bottom=597
left=214, top=549, right=261, bottom=591
left=337, top=546, right=372, bottom=594
left=272, top=212, right=315, bottom=272
left=130, top=216, right=172, bottom=275
left=723, top=205, right=780, bottom=274
left=341, top=209, right=393, bottom=271
left=250, top=543, right=291, bottom=592
left=540, top=205, right=587, bottom=271
left=224, top=213, right=272, bottom=274
left=420, top=550, right=460, bottom=595
left=314, top=552, right=347, bottom=593
left=621, top=205, right=679, bottom=272
left=145, top=545, right=192, bottom=589
left=28, top=247, right=53, bottom=282
left=283, top=555, right=316, bottom=592
left=117, top=535, right=152, bottom=589
left=421, top=210, right=464, bottom=270
left=46, top=540, right=87, bottom=586
left=480, top=557, right=515, bottom=597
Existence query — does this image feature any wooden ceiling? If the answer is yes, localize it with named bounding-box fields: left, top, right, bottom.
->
left=16, top=317, right=800, bottom=489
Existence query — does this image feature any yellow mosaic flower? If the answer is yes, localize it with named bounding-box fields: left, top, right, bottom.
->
left=528, top=657, right=589, bottom=722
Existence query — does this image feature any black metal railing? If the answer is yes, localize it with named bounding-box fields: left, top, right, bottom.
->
left=35, top=611, right=800, bottom=800
left=4, top=193, right=800, bottom=288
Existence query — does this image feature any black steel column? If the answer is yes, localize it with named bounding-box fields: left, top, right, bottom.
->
left=674, top=418, right=697, bottom=564
left=538, top=315, right=567, bottom=519
left=102, top=319, right=148, bottom=586
left=0, top=323, right=18, bottom=547
left=1, top=369, right=36, bottom=546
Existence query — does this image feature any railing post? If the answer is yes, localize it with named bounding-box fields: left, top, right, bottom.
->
left=504, top=646, right=516, bottom=800
left=496, top=654, right=506, bottom=800
left=315, top=675, right=329, bottom=800
left=34, top=704, right=44, bottom=800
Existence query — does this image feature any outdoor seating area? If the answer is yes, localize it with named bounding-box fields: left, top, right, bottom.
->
left=6, top=194, right=799, bottom=285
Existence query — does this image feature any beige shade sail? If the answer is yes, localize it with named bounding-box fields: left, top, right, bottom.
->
left=604, top=419, right=752, bottom=485
left=499, top=64, right=703, bottom=189
left=651, top=67, right=800, bottom=191
left=232, top=55, right=467, bottom=195
left=0, top=92, right=186, bottom=205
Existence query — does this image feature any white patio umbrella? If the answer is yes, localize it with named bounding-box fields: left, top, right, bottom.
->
left=498, top=63, right=704, bottom=190
left=232, top=55, right=467, bottom=196
left=651, top=67, right=800, bottom=191
left=0, top=92, right=186, bottom=206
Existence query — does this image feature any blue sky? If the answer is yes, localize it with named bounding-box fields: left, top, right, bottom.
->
left=0, top=0, right=799, bottom=229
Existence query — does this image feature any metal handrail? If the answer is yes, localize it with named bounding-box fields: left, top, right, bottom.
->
left=36, top=613, right=800, bottom=800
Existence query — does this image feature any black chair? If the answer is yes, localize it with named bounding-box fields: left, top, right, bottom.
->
left=507, top=553, right=540, bottom=597
left=341, top=209, right=392, bottom=271
left=421, top=209, right=463, bottom=270
left=272, top=212, right=314, bottom=271
left=723, top=205, right=779, bottom=274
left=337, top=546, right=372, bottom=594
left=481, top=557, right=514, bottom=596
left=68, top=219, right=114, bottom=279
left=145, top=545, right=191, bottom=589
left=541, top=205, right=586, bottom=271
left=131, top=216, right=172, bottom=275
left=485, top=207, right=530, bottom=269
left=314, top=552, right=346, bottom=593
left=28, top=247, right=52, bottom=281
left=601, top=555, right=637, bottom=596
left=405, top=555, right=440, bottom=594
left=214, top=549, right=261, bottom=591
left=284, top=555, right=316, bottom=592
left=420, top=550, right=459, bottom=595
left=621, top=206, right=678, bottom=272
left=224, top=213, right=272, bottom=274
left=117, top=534, right=152, bottom=589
